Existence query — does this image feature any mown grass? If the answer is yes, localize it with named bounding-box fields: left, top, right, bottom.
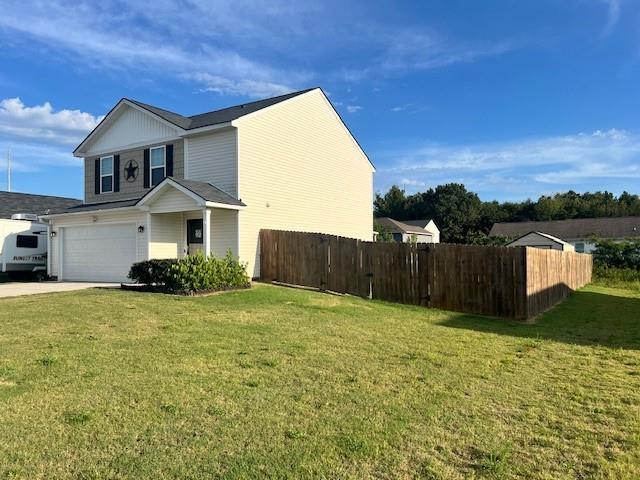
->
left=0, top=283, right=638, bottom=479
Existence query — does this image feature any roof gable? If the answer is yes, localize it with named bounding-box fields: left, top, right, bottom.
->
left=76, top=101, right=182, bottom=156
left=75, top=89, right=319, bottom=157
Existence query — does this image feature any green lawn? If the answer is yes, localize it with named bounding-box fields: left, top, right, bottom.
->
left=0, top=284, right=639, bottom=479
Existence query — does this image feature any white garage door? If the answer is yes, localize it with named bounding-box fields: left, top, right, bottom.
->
left=62, top=223, right=136, bottom=282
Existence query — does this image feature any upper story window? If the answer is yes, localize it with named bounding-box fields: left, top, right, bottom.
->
left=150, top=146, right=166, bottom=186
left=574, top=242, right=585, bottom=253
left=100, top=156, right=114, bottom=193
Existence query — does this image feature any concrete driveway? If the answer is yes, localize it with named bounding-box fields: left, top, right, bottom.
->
left=0, top=281, right=120, bottom=298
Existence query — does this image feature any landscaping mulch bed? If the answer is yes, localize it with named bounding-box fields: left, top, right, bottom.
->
left=120, top=283, right=251, bottom=296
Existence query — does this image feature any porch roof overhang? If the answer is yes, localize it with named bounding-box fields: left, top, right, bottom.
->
left=41, top=178, right=245, bottom=219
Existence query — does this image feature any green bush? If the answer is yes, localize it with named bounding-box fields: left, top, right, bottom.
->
left=128, top=259, right=178, bottom=285
left=593, top=238, right=640, bottom=270
left=128, top=251, right=250, bottom=294
left=593, top=265, right=640, bottom=291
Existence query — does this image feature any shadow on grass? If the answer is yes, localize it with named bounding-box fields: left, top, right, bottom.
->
left=440, top=289, right=640, bottom=350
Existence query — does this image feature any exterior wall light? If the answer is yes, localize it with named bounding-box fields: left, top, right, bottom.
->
left=138, top=225, right=145, bottom=233
left=50, top=231, right=57, bottom=238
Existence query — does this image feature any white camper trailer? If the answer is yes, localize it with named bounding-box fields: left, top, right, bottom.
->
left=0, top=214, right=48, bottom=280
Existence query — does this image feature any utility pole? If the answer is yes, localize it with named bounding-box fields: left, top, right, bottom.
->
left=6, top=147, right=11, bottom=192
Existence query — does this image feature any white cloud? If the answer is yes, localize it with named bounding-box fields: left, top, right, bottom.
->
left=0, top=98, right=102, bottom=145
left=346, top=105, right=363, bottom=113
left=376, top=128, right=640, bottom=197
left=601, top=0, right=621, bottom=36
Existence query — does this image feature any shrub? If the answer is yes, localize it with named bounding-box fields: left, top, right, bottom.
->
left=127, top=251, right=250, bottom=295
left=593, top=265, right=640, bottom=291
left=166, top=251, right=250, bottom=294
left=593, top=238, right=640, bottom=270
left=128, top=259, right=178, bottom=285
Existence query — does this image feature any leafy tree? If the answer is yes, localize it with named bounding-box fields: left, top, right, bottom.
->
left=373, top=185, right=408, bottom=220
left=373, top=221, right=394, bottom=243
left=373, top=184, right=640, bottom=245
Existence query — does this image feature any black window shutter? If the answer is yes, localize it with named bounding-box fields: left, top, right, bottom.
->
left=166, top=144, right=174, bottom=177
left=94, top=158, right=100, bottom=194
left=113, top=155, right=120, bottom=192
left=143, top=149, right=150, bottom=188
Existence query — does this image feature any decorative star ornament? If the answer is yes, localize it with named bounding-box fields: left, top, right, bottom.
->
left=124, top=160, right=139, bottom=182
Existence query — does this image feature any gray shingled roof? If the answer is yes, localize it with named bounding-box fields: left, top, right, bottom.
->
left=127, top=88, right=316, bottom=131
left=0, top=191, right=81, bottom=218
left=52, top=198, right=140, bottom=215
left=375, top=217, right=433, bottom=235
left=47, top=178, right=244, bottom=215
left=507, top=231, right=573, bottom=247
left=490, top=217, right=640, bottom=240
left=167, top=178, right=245, bottom=206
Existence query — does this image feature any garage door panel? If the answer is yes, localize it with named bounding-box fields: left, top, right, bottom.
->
left=62, top=224, right=136, bottom=282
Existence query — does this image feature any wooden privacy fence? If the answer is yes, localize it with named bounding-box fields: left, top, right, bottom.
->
left=259, top=229, right=593, bottom=320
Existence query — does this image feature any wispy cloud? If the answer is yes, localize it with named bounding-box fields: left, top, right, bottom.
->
left=376, top=129, right=640, bottom=198
left=0, top=0, right=309, bottom=98
left=378, top=29, right=514, bottom=73
left=346, top=105, right=363, bottom=113
left=600, top=0, right=621, bottom=37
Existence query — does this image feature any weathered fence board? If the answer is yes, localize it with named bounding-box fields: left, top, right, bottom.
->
left=259, top=230, right=592, bottom=320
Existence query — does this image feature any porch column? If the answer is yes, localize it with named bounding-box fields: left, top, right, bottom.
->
left=203, top=208, right=211, bottom=257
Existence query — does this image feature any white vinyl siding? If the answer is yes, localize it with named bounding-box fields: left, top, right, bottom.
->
left=85, top=104, right=179, bottom=156
left=185, top=129, right=237, bottom=196
left=211, top=209, right=237, bottom=257
left=150, top=213, right=183, bottom=259
left=236, top=89, right=374, bottom=277
left=148, top=188, right=199, bottom=213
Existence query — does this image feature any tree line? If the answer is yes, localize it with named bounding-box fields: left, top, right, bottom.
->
left=374, top=183, right=640, bottom=244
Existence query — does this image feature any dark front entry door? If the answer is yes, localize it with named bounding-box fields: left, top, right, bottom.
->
left=187, top=219, right=204, bottom=255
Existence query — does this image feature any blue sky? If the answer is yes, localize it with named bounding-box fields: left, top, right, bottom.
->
left=1, top=0, right=639, bottom=201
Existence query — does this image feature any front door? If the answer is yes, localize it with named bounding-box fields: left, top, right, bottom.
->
left=187, top=219, right=204, bottom=255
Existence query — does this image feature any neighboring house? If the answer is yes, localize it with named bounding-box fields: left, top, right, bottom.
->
left=490, top=216, right=640, bottom=253
left=0, top=191, right=81, bottom=219
left=375, top=217, right=439, bottom=244
left=41, top=88, right=375, bottom=282
left=402, top=219, right=441, bottom=243
left=506, top=231, right=575, bottom=251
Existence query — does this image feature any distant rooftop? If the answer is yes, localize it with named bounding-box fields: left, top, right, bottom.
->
left=376, top=217, right=433, bottom=235
left=0, top=191, right=81, bottom=219
left=490, top=217, right=640, bottom=240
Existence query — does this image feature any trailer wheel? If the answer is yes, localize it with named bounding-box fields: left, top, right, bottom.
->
left=34, top=271, right=47, bottom=282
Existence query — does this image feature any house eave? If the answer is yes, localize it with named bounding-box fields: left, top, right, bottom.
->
left=40, top=205, right=146, bottom=220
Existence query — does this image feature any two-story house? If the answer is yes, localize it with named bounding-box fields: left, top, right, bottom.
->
left=42, top=88, right=375, bottom=282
